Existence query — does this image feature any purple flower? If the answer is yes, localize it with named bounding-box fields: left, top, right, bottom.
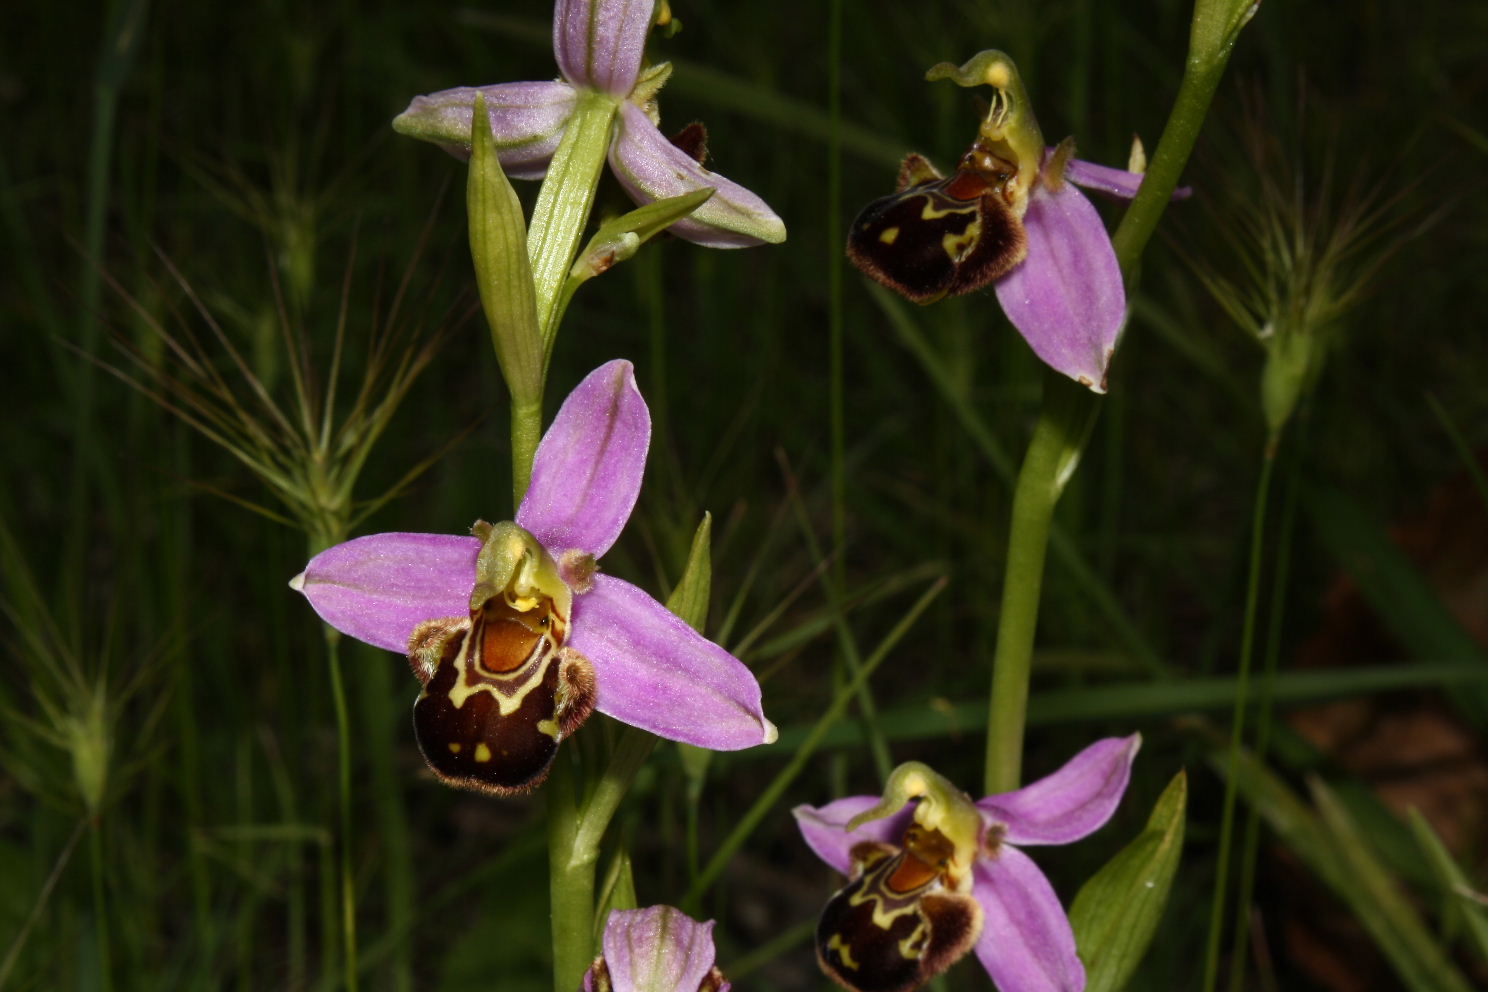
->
left=290, top=360, right=775, bottom=795
left=393, top=0, right=785, bottom=248
left=850, top=50, right=1189, bottom=392
left=793, top=735, right=1140, bottom=992
left=990, top=152, right=1142, bottom=394
left=582, top=905, right=730, bottom=992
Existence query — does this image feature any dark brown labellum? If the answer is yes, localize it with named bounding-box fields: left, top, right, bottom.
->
left=846, top=149, right=1028, bottom=305
left=815, top=839, right=982, bottom=992
left=407, top=597, right=596, bottom=796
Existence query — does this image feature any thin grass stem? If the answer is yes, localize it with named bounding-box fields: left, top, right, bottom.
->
left=783, top=458, right=893, bottom=779
left=1228, top=418, right=1307, bottom=989
left=0, top=817, right=87, bottom=989
left=88, top=819, right=113, bottom=992
left=1202, top=452, right=1276, bottom=992
left=321, top=625, right=358, bottom=992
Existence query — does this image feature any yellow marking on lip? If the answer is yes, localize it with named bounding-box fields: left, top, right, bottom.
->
left=847, top=859, right=923, bottom=929
left=898, top=920, right=928, bottom=961
left=878, top=227, right=900, bottom=244
left=918, top=197, right=977, bottom=221
left=446, top=631, right=559, bottom=717
left=942, top=216, right=982, bottom=261
left=825, top=934, right=860, bottom=971
left=474, top=743, right=493, bottom=763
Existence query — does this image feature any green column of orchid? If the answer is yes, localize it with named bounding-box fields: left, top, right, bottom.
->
left=982, top=0, right=1254, bottom=795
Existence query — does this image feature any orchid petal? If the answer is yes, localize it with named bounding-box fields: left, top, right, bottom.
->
left=553, top=0, right=654, bottom=96
left=392, top=81, right=576, bottom=178
left=517, top=359, right=649, bottom=559
left=609, top=103, right=787, bottom=248
left=994, top=180, right=1124, bottom=392
left=978, top=735, right=1141, bottom=846
left=1062, top=157, right=1146, bottom=200
left=591, top=905, right=721, bottom=992
left=567, top=575, right=773, bottom=749
left=1063, top=156, right=1192, bottom=201
left=791, top=796, right=909, bottom=875
left=971, top=847, right=1085, bottom=992
left=290, top=533, right=479, bottom=652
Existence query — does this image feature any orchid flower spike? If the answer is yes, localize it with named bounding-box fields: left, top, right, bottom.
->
left=794, top=735, right=1141, bottom=992
left=583, top=905, right=730, bottom=992
left=847, top=50, right=1188, bottom=392
left=290, top=360, right=775, bottom=795
left=393, top=0, right=785, bottom=248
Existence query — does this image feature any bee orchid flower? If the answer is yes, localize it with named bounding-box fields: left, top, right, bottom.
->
left=847, top=50, right=1188, bottom=392
left=583, top=905, right=730, bottom=992
left=393, top=0, right=785, bottom=248
left=290, top=360, right=775, bottom=795
left=794, top=735, right=1140, bottom=992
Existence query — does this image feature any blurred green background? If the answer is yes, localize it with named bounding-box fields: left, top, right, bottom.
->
left=3, top=0, right=1487, bottom=988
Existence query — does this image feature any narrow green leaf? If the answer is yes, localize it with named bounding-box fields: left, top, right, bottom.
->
left=555, top=188, right=715, bottom=319
left=593, top=848, right=638, bottom=945
left=1070, top=771, right=1187, bottom=991
left=1406, top=807, right=1488, bottom=963
left=1310, top=780, right=1477, bottom=992
left=669, top=514, right=716, bottom=791
left=467, top=92, right=542, bottom=408
left=665, top=512, right=713, bottom=633
left=583, top=189, right=715, bottom=268
left=1217, top=745, right=1477, bottom=992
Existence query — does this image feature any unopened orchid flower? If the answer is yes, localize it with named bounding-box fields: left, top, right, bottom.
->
left=847, top=50, right=1186, bottom=392
left=794, top=735, right=1140, bottom=992
left=583, top=905, right=730, bottom=992
left=290, top=360, right=775, bottom=795
left=393, top=0, right=785, bottom=248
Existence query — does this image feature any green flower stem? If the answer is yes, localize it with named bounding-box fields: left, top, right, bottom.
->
left=1200, top=451, right=1275, bottom=992
left=528, top=90, right=619, bottom=353
left=1228, top=431, right=1302, bottom=991
left=983, top=372, right=1098, bottom=795
left=1110, top=52, right=1234, bottom=275
left=322, top=624, right=358, bottom=992
left=983, top=24, right=1245, bottom=797
left=511, top=399, right=543, bottom=507
left=545, top=730, right=655, bottom=992
left=546, top=758, right=588, bottom=992
left=88, top=817, right=112, bottom=991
